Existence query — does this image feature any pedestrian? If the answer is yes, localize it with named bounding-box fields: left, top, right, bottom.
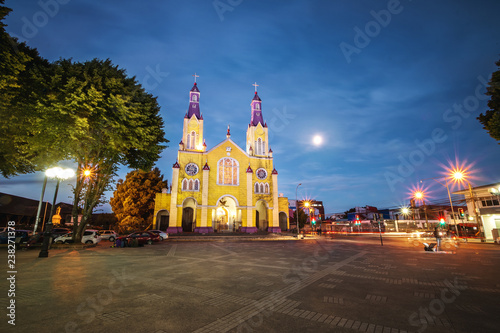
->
left=434, top=227, right=441, bottom=251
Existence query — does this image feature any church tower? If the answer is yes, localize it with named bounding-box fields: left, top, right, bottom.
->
left=246, top=83, right=269, bottom=157
left=181, top=74, right=205, bottom=152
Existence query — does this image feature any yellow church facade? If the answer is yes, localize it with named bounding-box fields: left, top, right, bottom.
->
left=153, top=80, right=289, bottom=233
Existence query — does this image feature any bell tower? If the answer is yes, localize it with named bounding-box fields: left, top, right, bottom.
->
left=181, top=73, right=205, bottom=152
left=246, top=82, right=269, bottom=157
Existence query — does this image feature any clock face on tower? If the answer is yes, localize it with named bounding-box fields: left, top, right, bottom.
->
left=256, top=168, right=267, bottom=180
left=185, top=163, right=199, bottom=176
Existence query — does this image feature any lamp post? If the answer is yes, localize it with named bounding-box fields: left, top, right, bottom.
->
left=39, top=167, right=75, bottom=258
left=34, top=175, right=48, bottom=233
left=420, top=177, right=460, bottom=235
left=296, top=183, right=302, bottom=237
left=414, top=191, right=428, bottom=227
left=451, top=171, right=484, bottom=241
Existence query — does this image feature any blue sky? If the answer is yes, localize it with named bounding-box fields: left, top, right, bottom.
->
left=2, top=0, right=500, bottom=214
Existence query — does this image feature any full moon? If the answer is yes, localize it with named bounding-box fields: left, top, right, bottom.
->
left=313, top=135, right=322, bottom=145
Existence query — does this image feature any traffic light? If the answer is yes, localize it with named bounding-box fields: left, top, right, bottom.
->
left=458, top=208, right=465, bottom=218
left=355, top=215, right=359, bottom=221
left=312, top=218, right=316, bottom=225
left=439, top=217, right=446, bottom=225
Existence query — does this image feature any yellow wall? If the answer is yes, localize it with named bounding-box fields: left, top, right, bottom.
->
left=154, top=137, right=288, bottom=231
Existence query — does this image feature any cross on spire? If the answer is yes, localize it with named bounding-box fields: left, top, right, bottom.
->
left=253, top=82, right=259, bottom=93
left=193, top=73, right=199, bottom=83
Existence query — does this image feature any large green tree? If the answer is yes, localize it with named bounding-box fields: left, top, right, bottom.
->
left=478, top=58, right=500, bottom=143
left=37, top=59, right=168, bottom=241
left=110, top=168, right=168, bottom=233
left=0, top=1, right=56, bottom=176
left=0, top=3, right=168, bottom=242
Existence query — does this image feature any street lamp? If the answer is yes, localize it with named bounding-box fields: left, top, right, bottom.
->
left=296, top=183, right=302, bottom=237
left=39, top=167, right=75, bottom=258
left=420, top=177, right=460, bottom=235
left=413, top=190, right=428, bottom=227
left=304, top=201, right=311, bottom=230
left=451, top=170, right=484, bottom=241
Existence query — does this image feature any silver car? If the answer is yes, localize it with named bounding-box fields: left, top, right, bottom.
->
left=148, top=230, right=169, bottom=240
left=98, top=230, right=118, bottom=242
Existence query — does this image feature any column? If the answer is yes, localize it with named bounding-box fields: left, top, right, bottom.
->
left=268, top=170, right=281, bottom=233
left=167, top=164, right=182, bottom=234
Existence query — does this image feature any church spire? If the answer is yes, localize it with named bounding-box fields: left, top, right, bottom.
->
left=181, top=74, right=204, bottom=152
left=246, top=82, right=269, bottom=157
left=187, top=73, right=201, bottom=119
left=250, top=82, right=264, bottom=126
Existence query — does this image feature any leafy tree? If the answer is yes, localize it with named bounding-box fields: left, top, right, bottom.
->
left=37, top=59, right=169, bottom=242
left=0, top=3, right=168, bottom=242
left=0, top=1, right=56, bottom=176
left=110, top=168, right=168, bottom=233
left=478, top=58, right=500, bottom=143
left=297, top=208, right=308, bottom=229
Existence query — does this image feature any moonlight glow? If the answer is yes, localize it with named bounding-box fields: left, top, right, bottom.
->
left=313, top=135, right=322, bottom=146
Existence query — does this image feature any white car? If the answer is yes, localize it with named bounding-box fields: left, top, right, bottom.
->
left=54, top=229, right=102, bottom=244
left=98, top=230, right=118, bottom=242
left=148, top=230, right=168, bottom=240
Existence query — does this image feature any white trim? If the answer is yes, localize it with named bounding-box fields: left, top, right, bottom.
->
left=215, top=194, right=240, bottom=207
left=207, top=138, right=248, bottom=156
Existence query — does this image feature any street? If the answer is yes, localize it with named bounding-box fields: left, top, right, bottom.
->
left=1, top=235, right=499, bottom=333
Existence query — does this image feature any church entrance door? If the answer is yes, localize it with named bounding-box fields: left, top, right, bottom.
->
left=255, top=200, right=268, bottom=231
left=182, top=207, right=194, bottom=232
left=279, top=212, right=287, bottom=231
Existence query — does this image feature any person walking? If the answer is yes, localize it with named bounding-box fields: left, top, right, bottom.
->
left=434, top=227, right=441, bottom=251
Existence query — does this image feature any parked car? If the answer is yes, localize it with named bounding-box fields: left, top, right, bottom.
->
left=148, top=230, right=168, bottom=240
left=116, top=231, right=160, bottom=247
left=51, top=227, right=71, bottom=238
left=99, top=230, right=118, bottom=242
left=0, top=229, right=33, bottom=246
left=26, top=233, right=46, bottom=248
left=54, top=230, right=102, bottom=244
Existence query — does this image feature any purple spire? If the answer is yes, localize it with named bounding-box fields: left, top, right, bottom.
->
left=250, top=92, right=264, bottom=126
left=187, top=83, right=201, bottom=119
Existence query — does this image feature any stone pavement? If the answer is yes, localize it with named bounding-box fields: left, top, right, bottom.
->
left=1, top=235, right=499, bottom=333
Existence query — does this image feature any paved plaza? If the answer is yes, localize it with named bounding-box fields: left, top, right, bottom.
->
left=2, top=235, right=500, bottom=333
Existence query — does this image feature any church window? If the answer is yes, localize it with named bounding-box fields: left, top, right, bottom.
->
left=192, top=95, right=198, bottom=102
left=217, top=158, right=239, bottom=185
left=265, top=183, right=269, bottom=194
left=182, top=178, right=199, bottom=192
left=187, top=131, right=196, bottom=149
left=255, top=103, right=260, bottom=110
left=259, top=183, right=264, bottom=194
left=255, top=182, right=259, bottom=193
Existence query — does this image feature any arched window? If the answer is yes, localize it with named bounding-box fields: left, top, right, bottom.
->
left=257, top=138, right=263, bottom=155
left=259, top=183, right=264, bottom=194
left=187, top=131, right=196, bottom=149
left=188, top=179, right=193, bottom=190
left=217, top=158, right=239, bottom=185
left=194, top=179, right=199, bottom=191
left=264, top=183, right=269, bottom=194
left=192, top=95, right=198, bottom=102
left=182, top=179, right=188, bottom=191
left=255, top=182, right=259, bottom=193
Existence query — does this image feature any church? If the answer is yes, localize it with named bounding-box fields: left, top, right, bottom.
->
left=153, top=78, right=289, bottom=233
